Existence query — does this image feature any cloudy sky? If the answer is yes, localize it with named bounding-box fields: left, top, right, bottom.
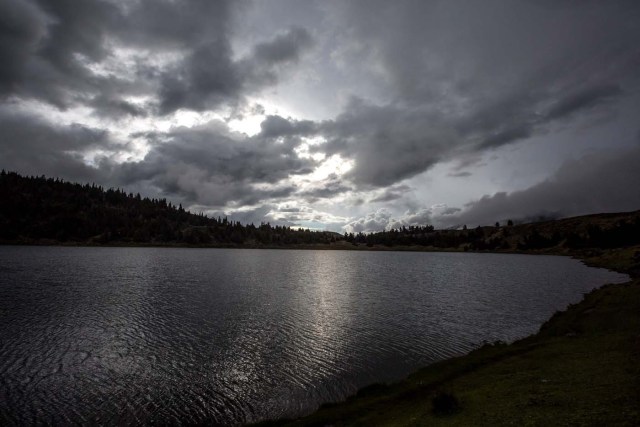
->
left=2, top=0, right=640, bottom=232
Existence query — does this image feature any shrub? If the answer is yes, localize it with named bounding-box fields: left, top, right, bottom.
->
left=431, top=391, right=461, bottom=416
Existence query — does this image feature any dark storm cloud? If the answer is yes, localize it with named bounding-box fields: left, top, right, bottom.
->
left=0, top=107, right=113, bottom=182
left=448, top=171, right=472, bottom=178
left=115, top=121, right=316, bottom=206
left=544, top=85, right=623, bottom=122
left=0, top=0, right=158, bottom=106
left=88, top=94, right=149, bottom=119
left=241, top=26, right=314, bottom=92
left=157, top=26, right=313, bottom=114
left=2, top=0, right=640, bottom=224
left=259, top=115, right=316, bottom=139
left=0, top=0, right=313, bottom=115
left=0, top=0, right=125, bottom=107
left=475, top=125, right=533, bottom=151
left=350, top=145, right=640, bottom=231
left=370, top=185, right=412, bottom=203
left=123, top=0, right=232, bottom=48
left=317, top=100, right=454, bottom=187
left=315, top=80, right=629, bottom=187
left=312, top=0, right=640, bottom=188
left=0, top=111, right=315, bottom=209
left=0, top=0, right=320, bottom=210
left=299, top=175, right=352, bottom=201
left=0, top=0, right=47, bottom=95
left=34, top=0, right=118, bottom=67
left=157, top=39, right=241, bottom=114
left=252, top=27, right=312, bottom=64
left=438, top=146, right=640, bottom=227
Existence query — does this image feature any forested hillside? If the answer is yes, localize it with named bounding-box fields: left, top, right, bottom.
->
left=343, top=212, right=640, bottom=252
left=0, top=171, right=338, bottom=246
left=2, top=171, right=639, bottom=251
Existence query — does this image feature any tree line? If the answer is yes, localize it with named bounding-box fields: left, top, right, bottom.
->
left=2, top=170, right=638, bottom=251
left=0, top=171, right=338, bottom=246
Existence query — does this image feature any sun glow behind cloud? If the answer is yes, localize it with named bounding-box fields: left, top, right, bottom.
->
left=226, top=114, right=264, bottom=136
left=227, top=98, right=302, bottom=136
left=2, top=0, right=639, bottom=232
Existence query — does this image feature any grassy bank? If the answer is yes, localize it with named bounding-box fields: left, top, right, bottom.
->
left=256, top=246, right=640, bottom=426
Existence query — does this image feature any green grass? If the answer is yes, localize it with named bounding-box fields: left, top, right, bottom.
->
left=255, top=247, right=640, bottom=426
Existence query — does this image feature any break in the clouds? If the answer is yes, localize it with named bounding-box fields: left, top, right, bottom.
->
left=1, top=0, right=640, bottom=231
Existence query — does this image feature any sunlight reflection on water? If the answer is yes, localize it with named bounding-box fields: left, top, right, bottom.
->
left=0, top=247, right=628, bottom=425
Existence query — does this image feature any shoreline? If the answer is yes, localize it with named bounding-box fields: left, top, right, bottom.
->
left=2, top=243, right=638, bottom=425
left=0, top=239, right=583, bottom=254
left=252, top=245, right=640, bottom=426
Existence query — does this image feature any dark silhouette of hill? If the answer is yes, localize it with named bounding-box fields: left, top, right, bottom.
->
left=0, top=171, right=339, bottom=246
left=2, top=170, right=639, bottom=251
left=344, top=211, right=640, bottom=252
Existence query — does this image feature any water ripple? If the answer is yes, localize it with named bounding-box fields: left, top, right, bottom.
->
left=0, top=247, right=628, bottom=425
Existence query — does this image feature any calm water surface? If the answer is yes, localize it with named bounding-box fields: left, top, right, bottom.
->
left=0, top=246, right=628, bottom=425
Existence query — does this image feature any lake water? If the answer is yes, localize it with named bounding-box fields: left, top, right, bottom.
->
left=0, top=246, right=628, bottom=425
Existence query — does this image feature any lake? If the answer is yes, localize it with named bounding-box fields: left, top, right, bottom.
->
left=0, top=246, right=628, bottom=425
